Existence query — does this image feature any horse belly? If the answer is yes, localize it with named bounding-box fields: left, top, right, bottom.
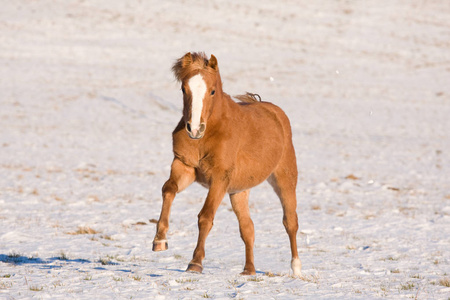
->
left=194, top=152, right=278, bottom=194
left=228, top=147, right=281, bottom=193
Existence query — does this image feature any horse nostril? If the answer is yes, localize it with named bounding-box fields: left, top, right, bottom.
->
left=186, top=122, right=192, bottom=133
left=199, top=123, right=206, bottom=134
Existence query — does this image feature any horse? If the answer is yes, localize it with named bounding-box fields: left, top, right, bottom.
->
left=152, top=52, right=301, bottom=276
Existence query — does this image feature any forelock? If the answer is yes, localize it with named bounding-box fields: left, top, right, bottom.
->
left=172, top=52, right=216, bottom=82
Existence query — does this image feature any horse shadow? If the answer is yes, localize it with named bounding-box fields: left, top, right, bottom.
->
left=0, top=254, right=91, bottom=269
left=0, top=254, right=167, bottom=277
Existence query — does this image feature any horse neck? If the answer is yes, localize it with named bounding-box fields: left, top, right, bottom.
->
left=206, top=71, right=234, bottom=126
left=208, top=91, right=235, bottom=127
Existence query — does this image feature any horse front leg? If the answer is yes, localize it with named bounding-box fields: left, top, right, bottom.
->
left=153, top=158, right=195, bottom=251
left=186, top=182, right=227, bottom=273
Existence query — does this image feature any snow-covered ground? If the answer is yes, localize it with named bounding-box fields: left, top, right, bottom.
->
left=1, top=0, right=449, bottom=298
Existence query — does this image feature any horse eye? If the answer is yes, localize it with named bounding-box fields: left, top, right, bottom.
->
left=211, top=90, right=215, bottom=96
left=181, top=87, right=186, bottom=94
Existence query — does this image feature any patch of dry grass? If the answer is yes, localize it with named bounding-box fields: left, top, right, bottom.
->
left=264, top=271, right=279, bottom=277
left=439, top=277, right=450, bottom=287
left=29, top=285, right=43, bottom=291
left=297, top=273, right=320, bottom=284
left=66, top=226, right=100, bottom=235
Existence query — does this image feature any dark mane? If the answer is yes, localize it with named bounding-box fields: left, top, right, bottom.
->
left=234, top=92, right=262, bottom=103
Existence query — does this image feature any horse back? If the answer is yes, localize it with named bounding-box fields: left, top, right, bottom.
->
left=236, top=100, right=293, bottom=144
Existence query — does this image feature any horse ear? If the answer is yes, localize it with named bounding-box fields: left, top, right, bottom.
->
left=208, top=54, right=218, bottom=70
left=181, top=52, right=192, bottom=68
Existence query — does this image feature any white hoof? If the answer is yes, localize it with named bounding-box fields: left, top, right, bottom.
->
left=291, top=257, right=302, bottom=276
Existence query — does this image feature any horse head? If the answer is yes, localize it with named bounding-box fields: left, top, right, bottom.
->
left=172, top=52, right=221, bottom=139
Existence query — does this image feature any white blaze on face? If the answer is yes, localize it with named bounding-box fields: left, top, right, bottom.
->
left=188, top=74, right=207, bottom=132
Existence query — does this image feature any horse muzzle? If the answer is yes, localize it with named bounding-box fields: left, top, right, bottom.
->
left=186, top=122, right=206, bottom=139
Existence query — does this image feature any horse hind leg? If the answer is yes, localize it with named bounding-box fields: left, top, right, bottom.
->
left=153, top=158, right=195, bottom=251
left=267, top=166, right=301, bottom=276
left=230, top=190, right=256, bottom=275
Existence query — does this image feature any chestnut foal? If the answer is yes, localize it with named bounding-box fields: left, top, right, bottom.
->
left=153, top=52, right=301, bottom=276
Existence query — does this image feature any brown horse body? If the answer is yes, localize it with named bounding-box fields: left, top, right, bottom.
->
left=153, top=52, right=301, bottom=276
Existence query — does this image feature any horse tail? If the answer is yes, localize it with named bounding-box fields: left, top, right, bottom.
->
left=234, top=92, right=262, bottom=103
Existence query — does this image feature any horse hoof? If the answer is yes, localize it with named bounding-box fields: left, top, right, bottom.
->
left=152, top=240, right=168, bottom=252
left=186, top=263, right=203, bottom=273
left=240, top=270, right=256, bottom=276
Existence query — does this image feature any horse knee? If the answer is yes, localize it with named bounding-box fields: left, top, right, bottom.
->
left=197, top=213, right=214, bottom=231
left=162, top=180, right=178, bottom=196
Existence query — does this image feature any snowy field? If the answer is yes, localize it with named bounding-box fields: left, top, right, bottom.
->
left=1, top=0, right=450, bottom=299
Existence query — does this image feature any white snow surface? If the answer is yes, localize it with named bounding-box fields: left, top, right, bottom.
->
left=1, top=0, right=450, bottom=299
